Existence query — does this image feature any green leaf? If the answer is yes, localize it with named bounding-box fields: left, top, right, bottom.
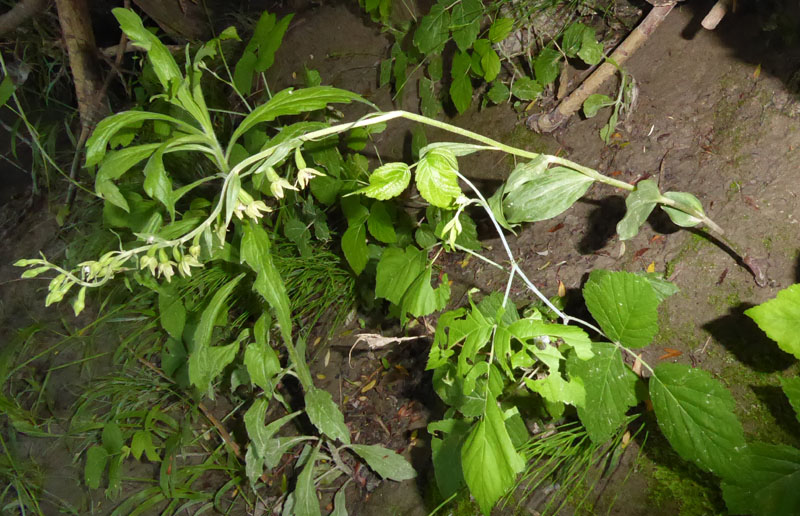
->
left=231, top=87, right=366, bottom=148
left=102, top=422, right=124, bottom=454
left=511, top=77, right=542, bottom=101
left=650, top=362, right=746, bottom=479
left=188, top=340, right=240, bottom=394
left=480, top=49, right=501, bottom=82
left=241, top=224, right=293, bottom=346
left=583, top=270, right=659, bottom=349
left=130, top=430, right=160, bottom=462
left=305, top=388, right=350, bottom=444
left=294, top=444, right=321, bottom=516
left=233, top=50, right=257, bottom=96
left=428, top=54, right=444, bottom=82
left=525, top=373, right=585, bottom=407
left=95, top=176, right=126, bottom=213
left=158, top=285, right=186, bottom=341
left=244, top=314, right=281, bottom=392
left=254, top=14, right=293, bottom=72
left=745, top=284, right=800, bottom=360
left=661, top=191, right=705, bottom=228
left=85, top=445, right=108, bottom=489
left=332, top=486, right=348, bottom=516
left=577, top=28, right=604, bottom=65
left=379, top=58, right=392, bottom=88
left=450, top=76, right=473, bottom=115
left=722, top=442, right=800, bottom=515
left=415, top=147, right=462, bottom=208
left=341, top=223, right=368, bottom=275
left=566, top=342, right=637, bottom=443
left=401, top=268, right=450, bottom=325
left=421, top=142, right=488, bottom=157
left=192, top=274, right=244, bottom=352
left=96, top=143, right=161, bottom=183
left=450, top=0, right=482, bottom=52
left=143, top=145, right=174, bottom=218
left=617, top=179, right=661, bottom=241
left=488, top=18, right=513, bottom=43
left=113, top=8, right=182, bottom=91
left=86, top=111, right=190, bottom=167
left=348, top=444, right=417, bottom=480
left=354, top=162, right=410, bottom=200
left=561, top=23, right=588, bottom=58
left=583, top=93, right=613, bottom=118
left=461, top=400, right=525, bottom=515
left=507, top=319, right=593, bottom=360
left=244, top=398, right=270, bottom=456
left=245, top=446, right=265, bottom=486
left=487, top=82, right=510, bottom=104
left=429, top=419, right=471, bottom=497
left=502, top=166, right=593, bottom=223
left=781, top=377, right=800, bottom=423
left=534, top=47, right=561, bottom=86
left=419, top=76, right=441, bottom=118
left=367, top=202, right=397, bottom=244
left=0, top=76, right=16, bottom=108
left=413, top=4, right=450, bottom=54
left=375, top=246, right=427, bottom=305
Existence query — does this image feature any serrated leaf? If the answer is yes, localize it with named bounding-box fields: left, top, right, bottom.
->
left=450, top=0, right=482, bottom=52
left=400, top=268, right=450, bottom=325
left=534, top=47, right=561, bottom=86
left=502, top=166, right=593, bottom=223
left=131, top=430, right=160, bottom=462
left=583, top=93, right=613, bottom=118
left=745, top=284, right=800, bottom=360
left=85, top=445, right=108, bottom=489
left=415, top=147, right=462, bottom=208
left=294, top=444, right=321, bottom=516
left=429, top=419, right=471, bottom=497
left=348, top=444, right=417, bottom=480
left=480, top=49, right=501, bottom=82
left=511, top=77, right=542, bottom=101
left=102, top=422, right=124, bottom=454
left=583, top=270, right=659, bottom=348
left=487, top=81, right=510, bottom=104
left=341, top=223, right=368, bottom=275
left=305, top=388, right=350, bottom=444
left=413, top=4, right=450, bottom=54
left=507, top=319, right=593, bottom=359
left=781, top=377, right=800, bottom=423
left=375, top=246, right=427, bottom=305
left=355, top=162, right=410, bottom=200
left=662, top=191, right=705, bottom=228
left=722, top=442, right=800, bottom=515
left=588, top=269, right=678, bottom=304
left=617, top=179, right=661, bottom=241
left=488, top=18, right=513, bottom=43
left=525, top=374, right=585, bottom=407
left=566, top=342, right=637, bottom=443
left=650, top=362, right=746, bottom=479
left=461, top=400, right=525, bottom=515
left=367, top=202, right=397, bottom=244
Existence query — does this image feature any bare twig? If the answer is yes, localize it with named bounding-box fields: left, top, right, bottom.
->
left=0, top=0, right=49, bottom=38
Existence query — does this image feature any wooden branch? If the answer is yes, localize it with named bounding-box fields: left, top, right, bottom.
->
left=528, top=3, right=676, bottom=133
left=0, top=0, right=49, bottom=38
left=701, top=0, right=729, bottom=30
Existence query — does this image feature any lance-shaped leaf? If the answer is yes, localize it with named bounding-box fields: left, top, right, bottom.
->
left=650, top=362, right=746, bottom=479
left=461, top=399, right=525, bottom=515
left=347, top=444, right=416, bottom=481
left=86, top=112, right=191, bottom=167
left=294, top=443, right=321, bottom=516
left=415, top=147, right=462, bottom=208
left=722, top=442, right=800, bottom=515
left=745, top=284, right=800, bottom=360
left=617, top=179, right=660, bottom=240
left=305, top=388, right=350, bottom=444
left=502, top=166, right=593, bottom=223
left=566, top=342, right=638, bottom=443
left=583, top=270, right=659, bottom=349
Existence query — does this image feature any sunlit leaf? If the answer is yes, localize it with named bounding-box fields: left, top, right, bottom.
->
left=502, top=166, right=593, bottom=223
left=348, top=444, right=416, bottom=480
left=617, top=179, right=661, bottom=241
left=745, top=284, right=800, bottom=359
left=415, top=147, right=461, bottom=208
left=354, top=162, right=410, bottom=200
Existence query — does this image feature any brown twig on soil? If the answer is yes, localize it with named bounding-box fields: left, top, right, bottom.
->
left=528, top=3, right=677, bottom=133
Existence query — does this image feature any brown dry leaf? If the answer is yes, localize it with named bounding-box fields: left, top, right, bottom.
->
left=557, top=280, right=566, bottom=297
left=547, top=223, right=564, bottom=233
left=622, top=431, right=631, bottom=448
left=659, top=348, right=683, bottom=360
left=646, top=261, right=655, bottom=273
left=361, top=379, right=377, bottom=393
left=753, top=63, right=761, bottom=80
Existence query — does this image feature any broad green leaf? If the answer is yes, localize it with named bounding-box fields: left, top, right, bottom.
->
left=534, top=47, right=561, bottom=86
left=85, top=445, right=108, bottom=489
left=650, top=362, right=746, bottom=479
left=722, top=442, right=800, bottom=515
left=130, top=430, right=159, bottom=462
left=348, top=444, right=417, bottom=480
left=450, top=0, right=482, bottom=52
left=566, top=342, right=637, bottom=443
left=113, top=8, right=181, bottom=91
left=480, top=49, right=501, bottom=82
left=583, top=270, right=659, bottom=348
left=354, top=162, right=410, bottom=200
left=429, top=419, right=471, bottom=497
left=507, top=319, right=593, bottom=360
left=577, top=28, right=604, bottom=65
left=461, top=400, right=525, bottom=515
left=86, top=111, right=191, bottom=167
left=781, top=377, right=800, bottom=423
left=525, top=374, right=585, bottom=407
left=305, top=388, right=350, bottom=444
left=231, top=87, right=365, bottom=148
left=367, top=202, right=397, bottom=243
left=234, top=50, right=258, bottom=97
left=192, top=274, right=244, bottom=351
left=341, top=223, right=368, bottom=275
left=96, top=178, right=129, bottom=212
left=419, top=76, right=441, bottom=118
left=450, top=76, right=473, bottom=115
left=96, top=143, right=161, bottom=183
left=661, top=191, right=705, bottom=228
left=745, top=284, right=800, bottom=360
left=561, top=23, right=588, bottom=58
left=245, top=446, right=265, bottom=486
left=413, top=4, right=450, bottom=54
left=502, top=166, right=593, bottom=223
left=400, top=268, right=450, bottom=325
left=588, top=269, right=678, bottom=304
left=415, top=147, right=461, bottom=208
left=375, top=246, right=426, bottom=305
left=102, top=422, right=124, bottom=454
left=294, top=444, right=321, bottom=516
left=428, top=54, right=443, bottom=82
left=188, top=340, right=239, bottom=393
left=451, top=48, right=472, bottom=76
left=254, top=14, right=293, bottom=72
left=244, top=398, right=270, bottom=456
left=511, top=77, right=542, bottom=101
left=241, top=224, right=293, bottom=346
left=0, top=76, right=16, bottom=108
left=158, top=285, right=185, bottom=341
left=143, top=144, right=174, bottom=218
left=583, top=93, right=613, bottom=118
left=488, top=18, right=513, bottom=43
left=487, top=81, right=510, bottom=104
left=244, top=315, right=280, bottom=392
left=504, top=155, right=549, bottom=191
left=617, top=179, right=661, bottom=241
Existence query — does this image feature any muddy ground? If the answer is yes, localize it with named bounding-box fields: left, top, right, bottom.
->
left=2, top=0, right=800, bottom=514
